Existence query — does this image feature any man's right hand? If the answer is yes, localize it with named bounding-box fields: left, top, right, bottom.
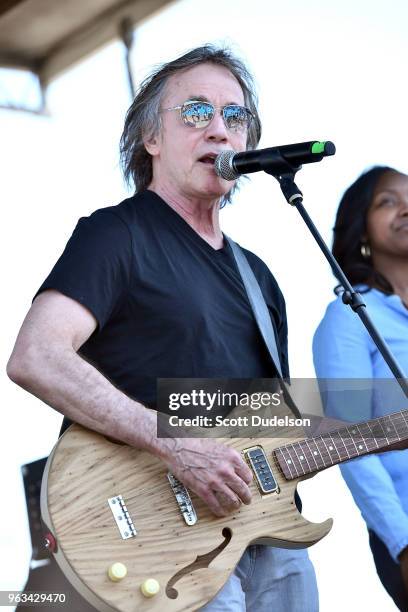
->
left=161, top=438, right=253, bottom=517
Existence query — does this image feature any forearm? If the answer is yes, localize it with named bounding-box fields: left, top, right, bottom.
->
left=7, top=343, right=169, bottom=458
left=8, top=343, right=255, bottom=517
left=340, top=456, right=408, bottom=561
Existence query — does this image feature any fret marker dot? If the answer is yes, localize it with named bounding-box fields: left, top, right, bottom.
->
left=299, top=455, right=304, bottom=460
left=329, top=446, right=333, bottom=451
left=351, top=429, right=356, bottom=434
left=358, top=444, right=363, bottom=450
left=314, top=451, right=318, bottom=455
left=287, top=460, right=292, bottom=464
left=386, top=427, right=391, bottom=432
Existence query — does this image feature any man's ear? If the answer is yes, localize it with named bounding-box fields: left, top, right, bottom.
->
left=143, top=132, right=160, bottom=156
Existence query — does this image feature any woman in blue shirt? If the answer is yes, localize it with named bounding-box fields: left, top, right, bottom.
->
left=313, top=166, right=408, bottom=610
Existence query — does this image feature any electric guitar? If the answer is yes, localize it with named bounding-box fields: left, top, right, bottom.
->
left=41, top=400, right=408, bottom=612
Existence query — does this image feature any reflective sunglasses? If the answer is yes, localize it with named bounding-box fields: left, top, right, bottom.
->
left=161, top=100, right=253, bottom=131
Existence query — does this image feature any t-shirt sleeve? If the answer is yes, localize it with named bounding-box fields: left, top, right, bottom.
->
left=34, top=210, right=132, bottom=330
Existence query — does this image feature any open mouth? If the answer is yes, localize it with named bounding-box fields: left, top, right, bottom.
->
left=198, top=154, right=217, bottom=165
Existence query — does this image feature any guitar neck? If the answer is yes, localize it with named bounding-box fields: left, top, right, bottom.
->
left=274, top=409, right=408, bottom=480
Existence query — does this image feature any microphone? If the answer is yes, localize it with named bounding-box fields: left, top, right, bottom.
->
left=214, top=141, right=335, bottom=180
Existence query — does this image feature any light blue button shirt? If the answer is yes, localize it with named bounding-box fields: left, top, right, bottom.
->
left=313, top=287, right=408, bottom=561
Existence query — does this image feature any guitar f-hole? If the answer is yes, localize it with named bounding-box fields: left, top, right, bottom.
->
left=165, top=527, right=232, bottom=599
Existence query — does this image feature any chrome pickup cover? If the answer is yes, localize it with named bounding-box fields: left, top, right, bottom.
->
left=244, top=446, right=279, bottom=494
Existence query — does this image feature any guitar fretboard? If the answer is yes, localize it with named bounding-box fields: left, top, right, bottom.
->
left=274, top=409, right=408, bottom=480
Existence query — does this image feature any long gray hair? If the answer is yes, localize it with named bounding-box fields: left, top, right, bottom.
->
left=120, top=44, right=262, bottom=204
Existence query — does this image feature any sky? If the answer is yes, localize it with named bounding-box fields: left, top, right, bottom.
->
left=1, top=0, right=408, bottom=610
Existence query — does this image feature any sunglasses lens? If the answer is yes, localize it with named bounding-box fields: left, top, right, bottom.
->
left=223, top=105, right=252, bottom=131
left=181, top=102, right=214, bottom=128
left=179, top=101, right=252, bottom=130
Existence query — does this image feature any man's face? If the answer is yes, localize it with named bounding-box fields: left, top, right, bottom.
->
left=145, top=63, right=248, bottom=202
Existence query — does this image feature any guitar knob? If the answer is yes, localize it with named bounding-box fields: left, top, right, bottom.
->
left=44, top=532, right=57, bottom=553
left=108, top=562, right=128, bottom=582
left=140, top=578, right=160, bottom=597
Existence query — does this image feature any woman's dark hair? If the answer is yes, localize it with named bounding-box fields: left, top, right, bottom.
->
left=332, top=165, right=401, bottom=294
left=120, top=44, right=262, bottom=206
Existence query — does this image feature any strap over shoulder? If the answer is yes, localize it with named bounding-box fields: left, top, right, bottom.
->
left=225, top=235, right=301, bottom=419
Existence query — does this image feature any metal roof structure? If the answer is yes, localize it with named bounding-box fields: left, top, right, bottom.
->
left=0, top=0, right=175, bottom=112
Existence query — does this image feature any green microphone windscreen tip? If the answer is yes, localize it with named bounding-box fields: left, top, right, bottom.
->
left=311, top=141, right=336, bottom=156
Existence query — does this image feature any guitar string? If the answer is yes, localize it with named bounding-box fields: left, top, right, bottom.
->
left=275, top=412, right=408, bottom=477
left=103, top=411, right=408, bottom=503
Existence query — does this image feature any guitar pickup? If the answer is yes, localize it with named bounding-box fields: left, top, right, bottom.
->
left=243, top=446, right=279, bottom=494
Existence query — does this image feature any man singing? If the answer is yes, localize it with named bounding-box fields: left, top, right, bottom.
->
left=7, top=45, right=318, bottom=611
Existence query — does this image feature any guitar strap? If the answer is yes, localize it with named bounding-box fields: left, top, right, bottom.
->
left=226, top=236, right=302, bottom=419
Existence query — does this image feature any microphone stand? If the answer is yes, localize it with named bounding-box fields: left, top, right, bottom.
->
left=264, top=158, right=408, bottom=399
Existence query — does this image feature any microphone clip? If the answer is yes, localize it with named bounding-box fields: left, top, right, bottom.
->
left=277, top=174, right=303, bottom=205
left=261, top=148, right=301, bottom=178
left=261, top=150, right=303, bottom=205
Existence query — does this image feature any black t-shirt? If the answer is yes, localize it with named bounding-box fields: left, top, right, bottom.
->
left=36, top=190, right=289, bottom=411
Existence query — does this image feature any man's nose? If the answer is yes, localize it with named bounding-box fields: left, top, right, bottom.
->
left=205, top=111, right=228, bottom=141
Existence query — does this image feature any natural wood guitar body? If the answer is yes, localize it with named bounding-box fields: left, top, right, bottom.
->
left=41, top=404, right=332, bottom=612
